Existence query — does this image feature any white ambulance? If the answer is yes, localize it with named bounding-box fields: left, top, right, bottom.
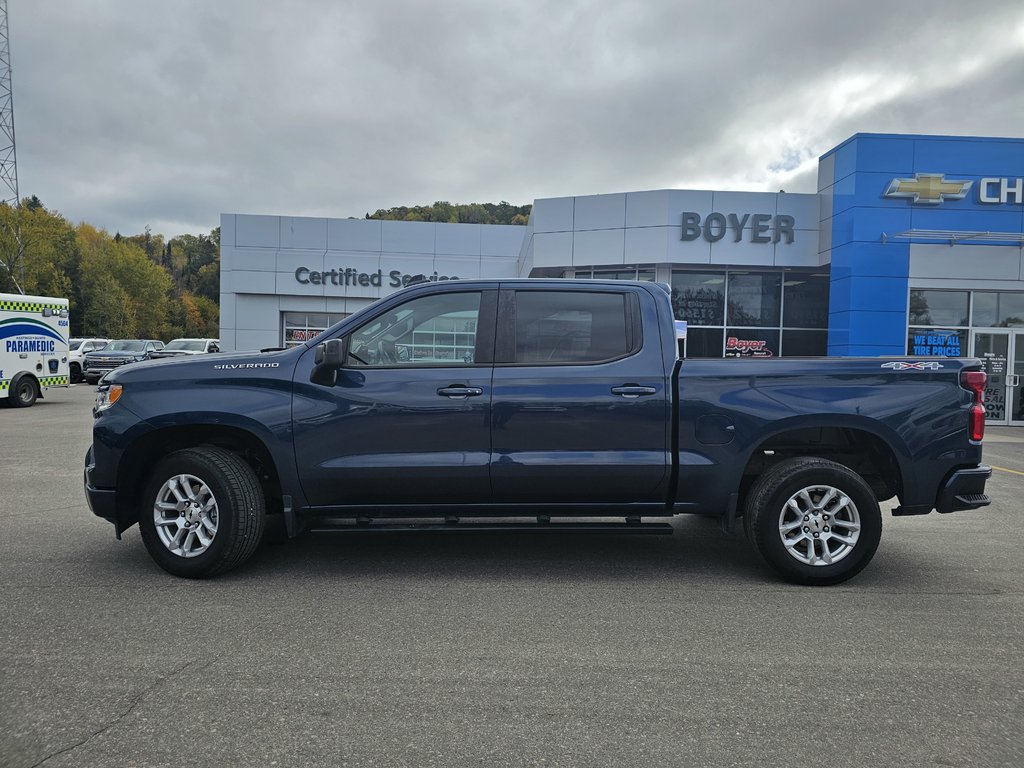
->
left=0, top=292, right=71, bottom=407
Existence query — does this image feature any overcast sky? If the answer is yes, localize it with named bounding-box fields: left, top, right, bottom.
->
left=11, top=1, right=1024, bottom=237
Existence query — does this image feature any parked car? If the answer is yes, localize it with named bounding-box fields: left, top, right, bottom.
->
left=83, top=339, right=163, bottom=384
left=84, top=279, right=991, bottom=584
left=148, top=338, right=219, bottom=358
left=68, top=338, right=110, bottom=383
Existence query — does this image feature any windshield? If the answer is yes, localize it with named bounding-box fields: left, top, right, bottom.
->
left=164, top=340, right=206, bottom=351
left=104, top=341, right=146, bottom=352
left=69, top=339, right=84, bottom=351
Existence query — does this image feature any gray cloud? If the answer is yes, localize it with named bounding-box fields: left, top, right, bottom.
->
left=11, top=0, right=1024, bottom=236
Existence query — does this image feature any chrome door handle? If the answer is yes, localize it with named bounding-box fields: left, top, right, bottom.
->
left=437, top=386, right=483, bottom=399
left=1008, top=374, right=1021, bottom=387
left=611, top=385, right=657, bottom=398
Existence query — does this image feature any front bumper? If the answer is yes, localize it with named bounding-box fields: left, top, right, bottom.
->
left=84, top=359, right=140, bottom=377
left=84, top=445, right=118, bottom=527
left=936, top=465, right=992, bottom=513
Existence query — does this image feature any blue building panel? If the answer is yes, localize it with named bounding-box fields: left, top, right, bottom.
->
left=909, top=206, right=1024, bottom=235
left=828, top=277, right=852, bottom=315
left=831, top=139, right=859, bottom=186
left=853, top=136, right=917, bottom=175
left=912, top=137, right=1024, bottom=177
left=828, top=310, right=906, bottom=350
left=847, top=276, right=908, bottom=313
left=823, top=133, right=1024, bottom=357
left=828, top=242, right=910, bottom=281
left=842, top=344, right=908, bottom=357
left=828, top=207, right=912, bottom=249
left=852, top=208, right=913, bottom=244
left=829, top=275, right=908, bottom=314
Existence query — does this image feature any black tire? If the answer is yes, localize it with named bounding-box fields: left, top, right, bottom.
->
left=9, top=376, right=38, bottom=408
left=138, top=447, right=266, bottom=578
left=70, top=363, right=82, bottom=383
left=743, top=457, right=881, bottom=586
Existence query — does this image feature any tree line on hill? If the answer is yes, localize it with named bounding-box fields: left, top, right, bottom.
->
left=0, top=197, right=219, bottom=340
left=367, top=200, right=531, bottom=225
left=0, top=198, right=532, bottom=340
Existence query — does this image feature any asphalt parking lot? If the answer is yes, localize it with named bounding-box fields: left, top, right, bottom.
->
left=1, top=384, right=1022, bottom=768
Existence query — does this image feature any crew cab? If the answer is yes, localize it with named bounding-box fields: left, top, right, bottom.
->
left=84, top=279, right=992, bottom=584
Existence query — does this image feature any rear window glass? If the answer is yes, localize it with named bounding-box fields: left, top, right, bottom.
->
left=514, top=291, right=631, bottom=364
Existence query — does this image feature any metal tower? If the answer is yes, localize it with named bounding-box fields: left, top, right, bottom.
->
left=0, top=0, right=17, bottom=207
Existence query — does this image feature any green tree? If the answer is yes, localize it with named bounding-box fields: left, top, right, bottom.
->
left=77, top=223, right=171, bottom=339
left=0, top=201, right=81, bottom=309
left=85, top=275, right=138, bottom=338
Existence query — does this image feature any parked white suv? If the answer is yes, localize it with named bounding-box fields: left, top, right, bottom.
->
left=148, top=338, right=220, bottom=358
left=68, top=338, right=110, bottom=383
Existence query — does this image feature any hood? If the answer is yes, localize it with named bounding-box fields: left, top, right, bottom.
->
left=86, top=349, right=148, bottom=359
left=148, top=349, right=193, bottom=357
left=104, top=347, right=299, bottom=384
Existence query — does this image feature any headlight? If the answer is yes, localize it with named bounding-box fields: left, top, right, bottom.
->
left=94, top=384, right=123, bottom=413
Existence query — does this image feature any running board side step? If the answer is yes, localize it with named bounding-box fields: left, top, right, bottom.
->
left=308, top=521, right=674, bottom=535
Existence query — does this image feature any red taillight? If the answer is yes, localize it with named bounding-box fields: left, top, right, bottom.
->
left=960, top=370, right=987, bottom=443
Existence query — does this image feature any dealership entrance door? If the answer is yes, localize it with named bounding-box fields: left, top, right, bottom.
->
left=971, top=331, right=1024, bottom=426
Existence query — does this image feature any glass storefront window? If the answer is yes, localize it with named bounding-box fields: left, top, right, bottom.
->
left=684, top=328, right=724, bottom=358
left=727, top=272, right=781, bottom=327
left=671, top=272, right=725, bottom=326
left=909, top=290, right=969, bottom=327
left=725, top=328, right=779, bottom=358
left=583, top=266, right=657, bottom=282
left=973, top=292, right=1024, bottom=327
left=782, top=330, right=828, bottom=356
left=906, top=328, right=966, bottom=357
left=282, top=312, right=349, bottom=348
left=670, top=268, right=827, bottom=358
left=783, top=273, right=829, bottom=329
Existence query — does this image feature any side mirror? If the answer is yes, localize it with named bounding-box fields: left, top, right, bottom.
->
left=311, top=337, right=348, bottom=385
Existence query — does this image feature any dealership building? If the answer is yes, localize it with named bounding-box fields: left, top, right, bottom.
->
left=220, top=132, right=1024, bottom=425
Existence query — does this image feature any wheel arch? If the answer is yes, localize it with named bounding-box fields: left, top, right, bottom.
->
left=736, top=418, right=908, bottom=513
left=115, top=424, right=284, bottom=533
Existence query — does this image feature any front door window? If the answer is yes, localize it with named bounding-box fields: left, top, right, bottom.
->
left=347, top=292, right=481, bottom=367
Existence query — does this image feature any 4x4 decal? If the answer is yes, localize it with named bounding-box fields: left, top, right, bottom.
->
left=881, top=361, right=944, bottom=371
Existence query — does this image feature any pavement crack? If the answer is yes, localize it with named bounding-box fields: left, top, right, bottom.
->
left=27, top=658, right=198, bottom=768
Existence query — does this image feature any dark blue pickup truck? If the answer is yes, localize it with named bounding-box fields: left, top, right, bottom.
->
left=84, top=279, right=992, bottom=584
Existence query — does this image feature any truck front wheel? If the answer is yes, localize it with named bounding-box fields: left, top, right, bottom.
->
left=138, top=447, right=266, bottom=578
left=743, top=457, right=882, bottom=586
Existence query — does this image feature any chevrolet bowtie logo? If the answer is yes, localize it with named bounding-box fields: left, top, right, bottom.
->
left=884, top=173, right=972, bottom=205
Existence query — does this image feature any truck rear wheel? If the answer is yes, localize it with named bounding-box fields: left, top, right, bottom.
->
left=138, top=447, right=266, bottom=578
left=70, top=362, right=82, bottom=383
left=9, top=375, right=38, bottom=408
left=743, top=457, right=881, bottom=586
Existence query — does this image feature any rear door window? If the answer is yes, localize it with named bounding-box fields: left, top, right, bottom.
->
left=512, top=291, right=636, bottom=364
